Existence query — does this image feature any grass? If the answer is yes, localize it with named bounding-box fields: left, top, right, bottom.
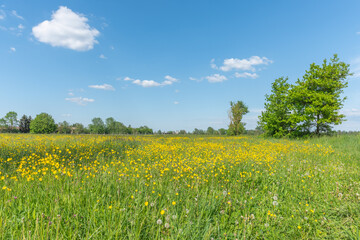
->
left=0, top=133, right=359, bottom=239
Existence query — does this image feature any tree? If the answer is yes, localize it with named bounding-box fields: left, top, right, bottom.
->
left=192, top=128, right=205, bottom=135
left=258, top=77, right=292, bottom=138
left=228, top=101, right=249, bottom=135
left=72, top=123, right=87, bottom=134
left=206, top=127, right=216, bottom=135
left=88, top=118, right=106, bottom=134
left=4, top=111, right=18, bottom=131
left=218, top=128, right=227, bottom=135
left=19, top=115, right=32, bottom=133
left=288, top=54, right=351, bottom=136
left=57, top=121, right=71, bottom=134
left=30, top=113, right=56, bottom=134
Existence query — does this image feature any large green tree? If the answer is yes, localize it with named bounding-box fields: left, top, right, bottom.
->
left=258, top=77, right=291, bottom=138
left=57, top=121, right=72, bottom=134
left=30, top=113, right=56, bottom=134
left=228, top=101, right=249, bottom=135
left=288, top=54, right=351, bottom=136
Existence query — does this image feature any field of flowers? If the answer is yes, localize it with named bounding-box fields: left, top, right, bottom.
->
left=0, top=134, right=359, bottom=239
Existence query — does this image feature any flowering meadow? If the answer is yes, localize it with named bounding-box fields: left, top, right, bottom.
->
left=0, top=134, right=359, bottom=239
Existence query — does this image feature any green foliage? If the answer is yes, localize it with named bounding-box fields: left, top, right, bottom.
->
left=228, top=100, right=249, bottom=135
left=19, top=115, right=32, bottom=133
left=206, top=127, right=216, bottom=135
left=260, top=54, right=351, bottom=138
left=30, top=113, right=56, bottom=134
left=218, top=128, right=227, bottom=135
left=71, top=123, right=88, bottom=134
left=258, top=77, right=291, bottom=138
left=89, top=117, right=106, bottom=134
left=57, top=121, right=72, bottom=134
left=288, top=54, right=351, bottom=136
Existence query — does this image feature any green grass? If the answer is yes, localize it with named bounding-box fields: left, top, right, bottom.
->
left=0, top=134, right=359, bottom=239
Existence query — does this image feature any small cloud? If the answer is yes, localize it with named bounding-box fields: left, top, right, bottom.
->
left=341, top=108, right=360, bottom=117
left=18, top=24, right=24, bottom=30
left=10, top=47, right=16, bottom=52
left=89, top=83, right=115, bottom=91
left=210, top=58, right=218, bottom=69
left=125, top=75, right=178, bottom=88
left=175, top=89, right=179, bottom=93
left=62, top=113, right=72, bottom=117
left=234, top=72, right=259, bottom=79
left=189, top=77, right=202, bottom=82
left=11, top=10, right=24, bottom=20
left=219, top=56, right=273, bottom=72
left=0, top=9, right=5, bottom=20
left=32, top=6, right=100, bottom=51
left=205, top=74, right=227, bottom=83
left=68, top=92, right=74, bottom=96
left=174, top=101, right=179, bottom=104
left=164, top=75, right=178, bottom=82
left=99, top=54, right=106, bottom=59
left=65, top=97, right=94, bottom=105
left=110, top=46, right=114, bottom=50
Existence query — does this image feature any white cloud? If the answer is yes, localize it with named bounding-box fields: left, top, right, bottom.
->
left=32, top=6, right=99, bottom=51
left=68, top=92, right=74, bottom=96
left=65, top=97, right=94, bottom=105
left=62, top=113, right=71, bottom=117
left=18, top=24, right=24, bottom=29
left=234, top=72, right=259, bottom=79
left=164, top=75, right=178, bottom=82
left=11, top=10, right=24, bottom=20
left=10, top=47, right=16, bottom=52
left=218, top=56, right=273, bottom=72
left=99, top=54, right=106, bottom=59
left=210, top=58, right=218, bottom=69
left=174, top=101, right=179, bottom=105
left=89, top=83, right=115, bottom=91
left=189, top=77, right=201, bottom=82
left=125, top=75, right=178, bottom=88
left=205, top=74, right=227, bottom=83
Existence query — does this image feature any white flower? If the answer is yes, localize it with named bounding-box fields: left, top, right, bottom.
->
left=272, top=201, right=278, bottom=206
left=264, top=223, right=269, bottom=227
left=273, top=196, right=278, bottom=201
left=165, top=223, right=170, bottom=228
left=156, top=219, right=162, bottom=225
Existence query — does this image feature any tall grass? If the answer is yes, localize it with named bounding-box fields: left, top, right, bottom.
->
left=0, top=134, right=359, bottom=239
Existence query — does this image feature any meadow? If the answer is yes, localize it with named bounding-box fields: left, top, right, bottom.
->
left=0, top=134, right=359, bottom=239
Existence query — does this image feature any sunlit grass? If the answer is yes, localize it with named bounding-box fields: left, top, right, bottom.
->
left=0, top=134, right=359, bottom=239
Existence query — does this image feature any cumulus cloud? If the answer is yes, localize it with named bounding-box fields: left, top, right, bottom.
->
left=32, top=6, right=99, bottom=51
left=11, top=10, right=24, bottom=20
left=174, top=101, right=179, bottom=104
left=88, top=83, right=115, bottom=91
left=10, top=47, right=16, bottom=52
left=215, top=56, right=272, bottom=72
left=125, top=75, right=178, bottom=88
left=234, top=72, right=259, bottom=79
left=205, top=74, right=227, bottom=83
left=65, top=97, right=94, bottom=105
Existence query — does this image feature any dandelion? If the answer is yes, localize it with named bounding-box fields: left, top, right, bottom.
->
left=165, top=223, right=170, bottom=228
left=145, top=201, right=149, bottom=206
left=273, top=195, right=278, bottom=201
left=265, top=223, right=269, bottom=227
left=172, top=201, right=176, bottom=206
left=161, top=210, right=165, bottom=215
left=273, top=201, right=278, bottom=206
left=156, top=219, right=162, bottom=225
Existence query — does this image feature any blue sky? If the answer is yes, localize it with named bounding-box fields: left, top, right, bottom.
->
left=1, top=0, right=360, bottom=132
